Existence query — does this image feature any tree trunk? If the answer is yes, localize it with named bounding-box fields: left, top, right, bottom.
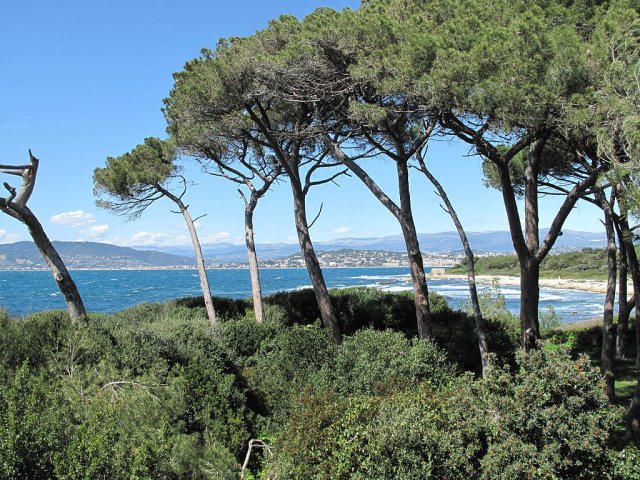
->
left=417, top=160, right=489, bottom=375
left=397, top=160, right=431, bottom=338
left=601, top=197, right=617, bottom=400
left=617, top=215, right=640, bottom=368
left=326, top=138, right=431, bottom=338
left=180, top=207, right=216, bottom=326
left=290, top=182, right=342, bottom=344
left=245, top=198, right=265, bottom=323
left=616, top=221, right=630, bottom=360
left=156, top=185, right=216, bottom=325
left=18, top=205, right=86, bottom=321
left=520, top=257, right=540, bottom=352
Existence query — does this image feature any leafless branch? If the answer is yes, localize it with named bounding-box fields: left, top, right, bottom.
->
left=308, top=202, right=323, bottom=229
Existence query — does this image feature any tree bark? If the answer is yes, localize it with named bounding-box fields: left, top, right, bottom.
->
left=156, top=185, right=216, bottom=325
left=616, top=215, right=640, bottom=368
left=397, top=159, right=431, bottom=338
left=245, top=196, right=265, bottom=323
left=600, top=193, right=617, bottom=400
left=417, top=159, right=489, bottom=375
left=325, top=137, right=431, bottom=338
left=8, top=203, right=86, bottom=321
left=615, top=220, right=630, bottom=360
left=290, top=181, right=342, bottom=344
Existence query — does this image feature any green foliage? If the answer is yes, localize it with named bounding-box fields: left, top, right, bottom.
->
left=610, top=446, right=640, bottom=480
left=270, top=347, right=619, bottom=479
left=94, top=137, right=177, bottom=217
left=0, top=364, right=68, bottom=479
left=244, top=324, right=336, bottom=417
left=450, top=248, right=609, bottom=279
left=328, top=329, right=456, bottom=396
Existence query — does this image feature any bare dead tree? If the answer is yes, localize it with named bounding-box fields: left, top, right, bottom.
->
left=0, top=151, right=86, bottom=321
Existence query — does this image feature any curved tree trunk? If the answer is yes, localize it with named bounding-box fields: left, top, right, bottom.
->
left=290, top=181, right=342, bottom=344
left=417, top=159, right=489, bottom=375
left=156, top=185, right=216, bottom=325
left=13, top=204, right=86, bottom=321
left=245, top=198, right=265, bottom=323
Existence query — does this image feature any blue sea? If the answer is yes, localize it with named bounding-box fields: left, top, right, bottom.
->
left=0, top=267, right=607, bottom=323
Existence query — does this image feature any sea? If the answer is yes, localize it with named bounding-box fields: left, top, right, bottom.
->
left=0, top=267, right=610, bottom=323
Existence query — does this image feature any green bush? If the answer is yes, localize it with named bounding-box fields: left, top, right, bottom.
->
left=0, top=363, right=68, bottom=479
left=244, top=324, right=336, bottom=417
left=328, top=328, right=456, bottom=395
left=270, top=347, right=619, bottom=479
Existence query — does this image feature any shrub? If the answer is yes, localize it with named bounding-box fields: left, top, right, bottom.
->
left=0, top=363, right=68, bottom=479
left=244, top=325, right=336, bottom=417
left=328, top=328, right=456, bottom=395
left=270, top=346, right=619, bottom=479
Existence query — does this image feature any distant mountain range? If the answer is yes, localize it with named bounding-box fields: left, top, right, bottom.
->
left=0, top=241, right=192, bottom=269
left=139, top=229, right=607, bottom=263
left=0, top=230, right=606, bottom=269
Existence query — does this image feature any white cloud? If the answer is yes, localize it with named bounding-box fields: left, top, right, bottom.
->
left=200, top=231, right=231, bottom=244
left=0, top=229, right=19, bottom=243
left=333, top=226, right=351, bottom=235
left=51, top=210, right=96, bottom=228
left=113, top=230, right=235, bottom=248
left=82, top=224, right=109, bottom=239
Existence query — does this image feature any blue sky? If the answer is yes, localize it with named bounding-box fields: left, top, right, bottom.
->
left=0, top=1, right=604, bottom=249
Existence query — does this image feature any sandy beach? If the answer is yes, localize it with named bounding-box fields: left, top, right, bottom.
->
left=430, top=273, right=623, bottom=295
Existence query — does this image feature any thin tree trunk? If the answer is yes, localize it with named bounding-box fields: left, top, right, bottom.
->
left=325, top=137, right=431, bottom=338
left=396, top=159, right=431, bottom=338
left=181, top=207, right=216, bottom=326
left=14, top=204, right=86, bottom=321
left=417, top=159, right=489, bottom=375
left=245, top=198, right=265, bottom=323
left=616, top=221, right=630, bottom=360
left=290, top=182, right=342, bottom=344
left=600, top=191, right=617, bottom=400
left=156, top=185, right=216, bottom=325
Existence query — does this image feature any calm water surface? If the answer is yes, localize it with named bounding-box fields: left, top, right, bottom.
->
left=0, top=267, right=608, bottom=323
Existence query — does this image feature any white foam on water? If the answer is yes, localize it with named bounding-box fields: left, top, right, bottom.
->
left=540, top=294, right=567, bottom=301
left=380, top=285, right=414, bottom=293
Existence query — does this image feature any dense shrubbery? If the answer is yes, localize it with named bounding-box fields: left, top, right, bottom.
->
left=0, top=288, right=632, bottom=478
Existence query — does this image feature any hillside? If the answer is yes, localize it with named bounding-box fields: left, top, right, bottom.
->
left=0, top=241, right=193, bottom=269
left=449, top=248, right=611, bottom=279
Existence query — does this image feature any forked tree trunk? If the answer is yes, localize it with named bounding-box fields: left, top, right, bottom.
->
left=325, top=138, right=431, bottom=338
left=245, top=199, right=265, bottom=323
left=13, top=204, right=86, bottom=321
left=601, top=196, right=617, bottom=400
left=290, top=181, right=342, bottom=344
left=157, top=185, right=216, bottom=325
left=417, top=159, right=489, bottom=375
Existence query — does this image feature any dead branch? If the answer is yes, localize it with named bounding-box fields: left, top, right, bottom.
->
left=240, top=439, right=274, bottom=480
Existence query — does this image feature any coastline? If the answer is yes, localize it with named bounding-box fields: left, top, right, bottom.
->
left=430, top=273, right=617, bottom=294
